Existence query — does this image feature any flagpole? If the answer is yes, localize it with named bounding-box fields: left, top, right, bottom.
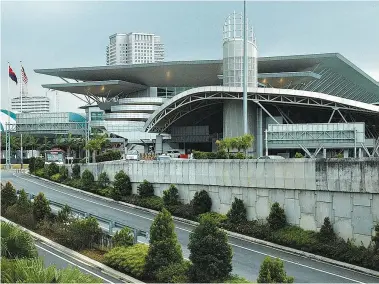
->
left=7, top=62, right=11, bottom=169
left=20, top=61, right=23, bottom=168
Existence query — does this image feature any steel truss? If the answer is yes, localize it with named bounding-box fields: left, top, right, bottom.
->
left=145, top=90, right=378, bottom=133
left=4, top=122, right=89, bottom=168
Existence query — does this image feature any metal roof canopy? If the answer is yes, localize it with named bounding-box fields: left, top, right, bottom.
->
left=42, top=80, right=147, bottom=97
left=34, top=53, right=379, bottom=103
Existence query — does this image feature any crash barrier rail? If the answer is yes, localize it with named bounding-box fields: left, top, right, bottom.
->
left=17, top=190, right=150, bottom=245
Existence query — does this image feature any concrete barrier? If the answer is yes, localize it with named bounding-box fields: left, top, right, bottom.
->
left=74, top=158, right=379, bottom=246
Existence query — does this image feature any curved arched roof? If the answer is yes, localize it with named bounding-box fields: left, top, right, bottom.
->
left=144, top=86, right=379, bottom=133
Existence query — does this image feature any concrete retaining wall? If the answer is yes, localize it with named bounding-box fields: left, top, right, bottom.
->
left=75, top=158, right=379, bottom=246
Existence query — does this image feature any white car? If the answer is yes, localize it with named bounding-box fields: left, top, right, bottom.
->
left=125, top=150, right=139, bottom=161
left=166, top=150, right=181, bottom=158
left=156, top=154, right=172, bottom=161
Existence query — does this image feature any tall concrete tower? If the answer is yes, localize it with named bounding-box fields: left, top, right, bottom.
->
left=222, top=11, right=258, bottom=87
left=222, top=12, right=258, bottom=139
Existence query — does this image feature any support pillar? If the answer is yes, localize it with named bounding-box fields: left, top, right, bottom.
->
left=343, top=149, right=349, bottom=158
left=323, top=148, right=327, bottom=158
left=358, top=148, right=362, bottom=158
left=256, top=107, right=263, bottom=158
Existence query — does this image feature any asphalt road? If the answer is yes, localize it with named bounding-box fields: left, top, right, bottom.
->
left=35, top=240, right=121, bottom=283
left=4, top=171, right=379, bottom=283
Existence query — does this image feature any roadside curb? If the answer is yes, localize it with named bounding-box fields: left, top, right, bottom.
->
left=23, top=173, right=379, bottom=278
left=0, top=216, right=144, bottom=283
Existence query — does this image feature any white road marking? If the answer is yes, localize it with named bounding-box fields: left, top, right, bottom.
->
left=231, top=243, right=364, bottom=283
left=35, top=243, right=113, bottom=283
left=14, top=174, right=374, bottom=282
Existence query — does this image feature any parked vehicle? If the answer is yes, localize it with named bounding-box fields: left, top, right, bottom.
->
left=156, top=154, right=172, bottom=161
left=258, top=155, right=285, bottom=160
left=166, top=149, right=182, bottom=158
left=125, top=150, right=139, bottom=161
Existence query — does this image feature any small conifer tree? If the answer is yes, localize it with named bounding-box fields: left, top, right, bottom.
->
left=33, top=192, right=51, bottom=222
left=144, top=208, right=183, bottom=279
left=267, top=202, right=286, bottom=230
left=226, top=197, right=247, bottom=224
left=257, top=256, right=294, bottom=283
left=188, top=215, right=233, bottom=282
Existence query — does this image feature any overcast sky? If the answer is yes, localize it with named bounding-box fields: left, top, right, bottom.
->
left=1, top=1, right=379, bottom=113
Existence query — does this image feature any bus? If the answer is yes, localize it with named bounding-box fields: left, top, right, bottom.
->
left=45, top=148, right=66, bottom=165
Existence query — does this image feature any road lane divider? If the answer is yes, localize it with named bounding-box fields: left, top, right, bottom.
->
left=14, top=173, right=379, bottom=279
left=0, top=216, right=144, bottom=283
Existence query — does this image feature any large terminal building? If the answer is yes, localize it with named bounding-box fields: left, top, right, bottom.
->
left=35, top=13, right=379, bottom=158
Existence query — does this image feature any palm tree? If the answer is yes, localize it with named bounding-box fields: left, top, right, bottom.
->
left=216, top=137, right=234, bottom=158
left=240, top=134, right=255, bottom=156
left=65, top=133, right=75, bottom=157
left=85, top=134, right=107, bottom=163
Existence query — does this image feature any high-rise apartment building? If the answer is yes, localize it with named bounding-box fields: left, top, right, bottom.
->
left=106, top=32, right=164, bottom=65
left=11, top=96, right=50, bottom=113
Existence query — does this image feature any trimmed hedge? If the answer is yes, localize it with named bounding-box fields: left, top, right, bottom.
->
left=96, top=150, right=122, bottom=163
left=103, top=244, right=149, bottom=279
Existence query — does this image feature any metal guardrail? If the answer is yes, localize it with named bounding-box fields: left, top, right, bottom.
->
left=18, top=190, right=149, bottom=244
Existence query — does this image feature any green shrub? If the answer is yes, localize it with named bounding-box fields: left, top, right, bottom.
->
left=59, top=166, right=68, bottom=180
left=155, top=260, right=191, bottom=283
left=50, top=173, right=62, bottom=182
left=319, top=217, right=336, bottom=243
left=46, top=162, right=59, bottom=178
left=4, top=190, right=36, bottom=229
left=335, top=153, right=344, bottom=158
left=257, top=256, right=294, bottom=283
left=216, top=150, right=228, bottom=159
left=227, top=197, right=247, bottom=224
left=225, top=274, right=253, bottom=283
left=63, top=178, right=83, bottom=189
left=112, top=227, right=134, bottom=247
left=104, top=244, right=149, bottom=278
left=33, top=192, right=51, bottom=222
left=35, top=168, right=45, bottom=177
left=221, top=220, right=272, bottom=241
left=72, top=164, right=80, bottom=179
left=267, top=202, right=286, bottom=230
left=96, top=149, right=122, bottom=162
left=81, top=169, right=95, bottom=190
left=1, top=257, right=101, bottom=283
left=1, top=182, right=17, bottom=214
left=188, top=215, right=233, bottom=283
left=235, top=152, right=246, bottom=159
left=62, top=217, right=102, bottom=250
left=123, top=195, right=164, bottom=211
left=294, top=152, right=304, bottom=158
left=29, top=157, right=45, bottom=174
left=163, top=184, right=180, bottom=207
left=272, top=226, right=318, bottom=250
left=373, top=224, right=379, bottom=251
left=145, top=208, right=183, bottom=279
left=167, top=203, right=197, bottom=220
left=198, top=212, right=227, bottom=225
left=137, top=180, right=154, bottom=197
left=57, top=205, right=72, bottom=223
left=1, top=221, right=38, bottom=259
left=191, top=190, right=212, bottom=215
left=113, top=170, right=132, bottom=198
left=97, top=187, right=113, bottom=198
left=98, top=172, right=110, bottom=188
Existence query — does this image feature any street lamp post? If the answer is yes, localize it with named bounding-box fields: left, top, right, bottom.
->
left=243, top=0, right=248, bottom=134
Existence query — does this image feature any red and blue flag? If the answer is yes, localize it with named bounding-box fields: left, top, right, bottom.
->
left=9, top=65, right=18, bottom=85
